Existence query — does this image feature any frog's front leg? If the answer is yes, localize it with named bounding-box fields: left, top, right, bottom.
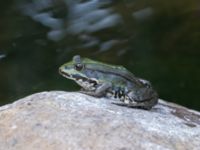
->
left=80, top=82, right=112, bottom=97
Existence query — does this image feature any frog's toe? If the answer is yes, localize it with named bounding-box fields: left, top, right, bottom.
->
left=111, top=102, right=129, bottom=107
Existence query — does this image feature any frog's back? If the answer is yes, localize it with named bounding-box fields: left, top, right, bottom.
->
left=83, top=58, right=142, bottom=86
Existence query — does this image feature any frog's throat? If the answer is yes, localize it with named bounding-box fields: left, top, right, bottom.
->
left=72, top=74, right=97, bottom=86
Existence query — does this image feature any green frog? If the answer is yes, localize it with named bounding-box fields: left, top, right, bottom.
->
left=59, top=55, right=158, bottom=110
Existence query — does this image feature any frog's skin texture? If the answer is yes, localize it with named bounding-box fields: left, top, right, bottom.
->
left=59, top=55, right=158, bottom=110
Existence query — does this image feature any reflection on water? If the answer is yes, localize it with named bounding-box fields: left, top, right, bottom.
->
left=0, top=54, right=6, bottom=60
left=132, top=7, right=154, bottom=21
left=0, top=0, right=200, bottom=110
left=21, top=0, right=122, bottom=44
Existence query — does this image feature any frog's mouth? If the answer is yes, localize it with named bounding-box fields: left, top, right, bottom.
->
left=59, top=69, right=88, bottom=81
left=59, top=69, right=71, bottom=78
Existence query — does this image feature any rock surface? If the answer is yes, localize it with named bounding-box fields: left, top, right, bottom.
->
left=0, top=91, right=200, bottom=150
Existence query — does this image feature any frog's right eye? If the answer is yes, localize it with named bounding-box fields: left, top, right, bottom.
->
left=74, top=63, right=84, bottom=71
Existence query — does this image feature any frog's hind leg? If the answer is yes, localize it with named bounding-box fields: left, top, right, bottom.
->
left=122, top=90, right=158, bottom=110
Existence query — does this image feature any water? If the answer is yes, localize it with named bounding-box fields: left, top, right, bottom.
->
left=0, top=0, right=199, bottom=110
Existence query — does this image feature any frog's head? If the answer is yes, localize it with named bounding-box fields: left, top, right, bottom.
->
left=59, top=55, right=87, bottom=80
left=59, top=55, right=98, bottom=89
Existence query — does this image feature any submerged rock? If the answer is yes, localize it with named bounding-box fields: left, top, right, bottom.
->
left=0, top=91, right=200, bottom=150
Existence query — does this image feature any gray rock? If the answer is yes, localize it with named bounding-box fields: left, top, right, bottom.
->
left=0, top=91, right=200, bottom=150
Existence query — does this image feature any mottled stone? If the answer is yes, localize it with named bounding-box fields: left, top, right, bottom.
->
left=0, top=91, right=200, bottom=150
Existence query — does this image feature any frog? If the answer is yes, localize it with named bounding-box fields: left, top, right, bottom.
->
left=59, top=55, right=158, bottom=110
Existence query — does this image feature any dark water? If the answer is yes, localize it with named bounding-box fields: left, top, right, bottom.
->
left=0, top=0, right=199, bottom=110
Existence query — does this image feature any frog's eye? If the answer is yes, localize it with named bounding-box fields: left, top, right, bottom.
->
left=74, top=63, right=84, bottom=71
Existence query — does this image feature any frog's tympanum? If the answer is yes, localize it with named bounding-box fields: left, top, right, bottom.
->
left=59, top=55, right=158, bottom=110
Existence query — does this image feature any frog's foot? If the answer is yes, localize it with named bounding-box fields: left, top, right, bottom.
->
left=111, top=101, right=153, bottom=110
left=79, top=90, right=104, bottom=97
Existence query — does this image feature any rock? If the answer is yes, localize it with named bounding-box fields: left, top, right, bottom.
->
left=0, top=91, right=200, bottom=150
